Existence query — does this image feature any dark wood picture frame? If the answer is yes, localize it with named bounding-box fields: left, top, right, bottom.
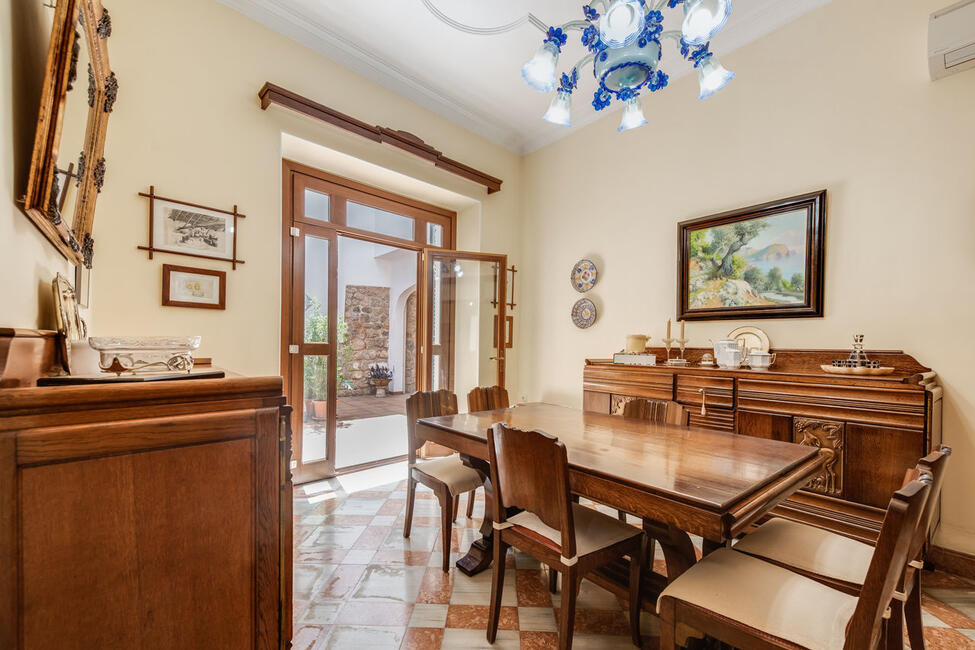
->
left=677, top=190, right=826, bottom=321
left=138, top=186, right=246, bottom=269
left=162, top=264, right=226, bottom=310
left=23, top=0, right=115, bottom=268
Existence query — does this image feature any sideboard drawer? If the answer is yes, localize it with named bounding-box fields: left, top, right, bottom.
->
left=687, top=407, right=736, bottom=433
left=676, top=374, right=734, bottom=409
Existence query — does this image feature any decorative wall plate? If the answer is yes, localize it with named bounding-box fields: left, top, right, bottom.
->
left=570, top=259, right=598, bottom=292
left=571, top=298, right=597, bottom=329
left=728, top=326, right=770, bottom=353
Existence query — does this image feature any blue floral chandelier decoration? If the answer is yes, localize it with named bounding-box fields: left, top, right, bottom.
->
left=522, top=0, right=735, bottom=131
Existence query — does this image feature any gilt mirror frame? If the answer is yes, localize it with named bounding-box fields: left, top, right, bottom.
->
left=23, top=0, right=115, bottom=268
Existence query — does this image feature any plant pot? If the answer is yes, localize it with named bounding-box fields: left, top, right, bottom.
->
left=371, top=378, right=391, bottom=397
left=312, top=400, right=327, bottom=420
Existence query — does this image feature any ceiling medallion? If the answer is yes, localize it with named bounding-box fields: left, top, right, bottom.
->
left=522, top=0, right=735, bottom=131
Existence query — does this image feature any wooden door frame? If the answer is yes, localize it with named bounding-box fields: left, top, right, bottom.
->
left=281, top=161, right=457, bottom=481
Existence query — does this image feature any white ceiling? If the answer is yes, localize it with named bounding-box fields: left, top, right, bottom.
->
left=222, top=0, right=831, bottom=154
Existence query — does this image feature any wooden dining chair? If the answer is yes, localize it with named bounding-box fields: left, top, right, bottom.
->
left=617, top=399, right=689, bottom=523
left=460, top=385, right=510, bottom=518
left=486, top=423, right=645, bottom=649
left=467, top=385, right=510, bottom=412
left=404, top=390, right=483, bottom=572
left=621, top=398, right=689, bottom=426
left=657, top=475, right=932, bottom=650
left=732, top=446, right=951, bottom=650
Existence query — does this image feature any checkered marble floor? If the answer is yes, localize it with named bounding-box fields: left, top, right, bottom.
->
left=292, top=463, right=975, bottom=649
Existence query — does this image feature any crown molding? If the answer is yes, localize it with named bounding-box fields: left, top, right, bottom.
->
left=219, top=0, right=527, bottom=153
left=222, top=0, right=831, bottom=157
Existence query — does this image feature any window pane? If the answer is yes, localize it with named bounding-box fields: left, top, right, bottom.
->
left=427, top=222, right=444, bottom=247
left=304, top=235, right=329, bottom=343
left=347, top=201, right=414, bottom=240
left=302, top=355, right=328, bottom=463
left=304, top=189, right=330, bottom=222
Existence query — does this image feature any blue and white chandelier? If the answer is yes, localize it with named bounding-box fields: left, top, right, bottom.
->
left=522, top=0, right=735, bottom=131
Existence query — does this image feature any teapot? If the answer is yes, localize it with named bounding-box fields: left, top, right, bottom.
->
left=713, top=338, right=745, bottom=369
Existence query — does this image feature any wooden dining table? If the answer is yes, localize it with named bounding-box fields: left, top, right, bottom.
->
left=415, top=403, right=825, bottom=608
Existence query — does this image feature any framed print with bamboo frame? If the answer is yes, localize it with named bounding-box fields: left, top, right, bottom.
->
left=23, top=0, right=115, bottom=268
left=138, top=187, right=246, bottom=269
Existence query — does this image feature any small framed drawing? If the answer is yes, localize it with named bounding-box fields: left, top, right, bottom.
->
left=678, top=190, right=826, bottom=320
left=162, top=264, right=226, bottom=310
left=138, top=186, right=245, bottom=268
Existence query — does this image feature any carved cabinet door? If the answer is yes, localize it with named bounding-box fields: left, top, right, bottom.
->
left=793, top=417, right=845, bottom=498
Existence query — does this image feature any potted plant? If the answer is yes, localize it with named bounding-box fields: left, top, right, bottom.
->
left=303, top=298, right=354, bottom=418
left=368, top=363, right=394, bottom=397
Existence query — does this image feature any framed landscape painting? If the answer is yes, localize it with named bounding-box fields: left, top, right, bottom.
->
left=678, top=190, right=826, bottom=320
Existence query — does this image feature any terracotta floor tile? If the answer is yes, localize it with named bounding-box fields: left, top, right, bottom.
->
left=416, top=567, right=455, bottom=604
left=923, top=593, right=975, bottom=628
left=318, top=564, right=367, bottom=600
left=335, top=600, right=414, bottom=625
left=520, top=631, right=558, bottom=649
left=353, top=526, right=393, bottom=550
left=553, top=607, right=631, bottom=636
left=400, top=627, right=445, bottom=650
left=924, top=571, right=975, bottom=589
left=373, top=549, right=434, bottom=566
left=445, top=604, right=519, bottom=630
left=516, top=570, right=553, bottom=607
left=921, top=627, right=975, bottom=649
left=380, top=499, right=408, bottom=515
left=322, top=514, right=375, bottom=526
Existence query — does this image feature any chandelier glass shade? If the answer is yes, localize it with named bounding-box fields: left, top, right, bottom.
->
left=521, top=0, right=735, bottom=132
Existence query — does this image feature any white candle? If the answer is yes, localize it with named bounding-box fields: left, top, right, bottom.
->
left=666, top=319, right=671, bottom=339
left=681, top=320, right=685, bottom=339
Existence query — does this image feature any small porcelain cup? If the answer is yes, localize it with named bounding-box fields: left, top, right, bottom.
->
left=748, top=351, right=776, bottom=369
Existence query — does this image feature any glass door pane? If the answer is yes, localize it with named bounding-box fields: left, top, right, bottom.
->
left=334, top=235, right=418, bottom=471
left=422, top=251, right=506, bottom=409
left=291, top=227, right=336, bottom=483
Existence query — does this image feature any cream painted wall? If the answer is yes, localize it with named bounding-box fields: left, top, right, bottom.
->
left=1, top=1, right=73, bottom=329
left=519, top=0, right=975, bottom=552
left=87, top=0, right=522, bottom=396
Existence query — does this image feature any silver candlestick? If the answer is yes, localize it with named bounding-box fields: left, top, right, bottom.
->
left=661, top=337, right=675, bottom=363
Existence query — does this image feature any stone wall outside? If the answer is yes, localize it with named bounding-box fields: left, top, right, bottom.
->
left=342, top=285, right=390, bottom=396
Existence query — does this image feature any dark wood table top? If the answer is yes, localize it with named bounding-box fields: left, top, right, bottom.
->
left=418, top=403, right=820, bottom=512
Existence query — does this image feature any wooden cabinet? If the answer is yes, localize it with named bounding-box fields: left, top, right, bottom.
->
left=583, top=348, right=942, bottom=543
left=0, top=374, right=294, bottom=650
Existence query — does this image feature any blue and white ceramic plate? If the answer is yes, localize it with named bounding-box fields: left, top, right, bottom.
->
left=571, top=298, right=597, bottom=329
left=570, top=259, right=597, bottom=293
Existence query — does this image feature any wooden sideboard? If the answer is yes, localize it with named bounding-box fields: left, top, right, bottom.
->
left=0, top=331, right=294, bottom=649
left=583, top=347, right=942, bottom=544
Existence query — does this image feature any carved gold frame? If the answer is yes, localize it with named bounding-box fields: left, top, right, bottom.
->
left=23, top=0, right=115, bottom=268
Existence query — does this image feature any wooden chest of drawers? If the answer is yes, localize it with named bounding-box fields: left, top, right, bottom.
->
left=583, top=347, right=942, bottom=543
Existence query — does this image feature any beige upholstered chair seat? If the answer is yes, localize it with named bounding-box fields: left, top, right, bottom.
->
left=414, top=454, right=482, bottom=496
left=507, top=503, right=642, bottom=558
left=657, top=549, right=857, bottom=650
left=733, top=518, right=874, bottom=586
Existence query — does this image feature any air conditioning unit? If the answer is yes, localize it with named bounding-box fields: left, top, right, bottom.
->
left=929, top=0, right=975, bottom=79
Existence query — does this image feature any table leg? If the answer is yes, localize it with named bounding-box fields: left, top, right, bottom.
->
left=701, top=537, right=727, bottom=557
left=644, top=520, right=697, bottom=582
left=455, top=455, right=493, bottom=576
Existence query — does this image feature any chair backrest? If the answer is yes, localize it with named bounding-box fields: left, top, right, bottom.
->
left=467, top=385, right=510, bottom=412
left=487, top=423, right=576, bottom=558
left=908, top=446, right=951, bottom=562
left=621, top=398, right=689, bottom=426
left=405, top=390, right=458, bottom=464
left=844, top=477, right=931, bottom=649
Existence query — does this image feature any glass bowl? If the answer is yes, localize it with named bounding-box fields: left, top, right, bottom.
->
left=88, top=336, right=201, bottom=374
